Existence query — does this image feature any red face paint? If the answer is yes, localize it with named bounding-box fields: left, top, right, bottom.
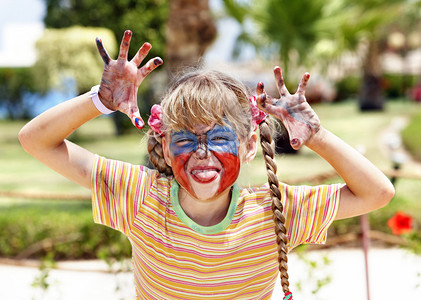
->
left=213, top=151, right=240, bottom=194
left=171, top=151, right=240, bottom=198
left=172, top=152, right=194, bottom=196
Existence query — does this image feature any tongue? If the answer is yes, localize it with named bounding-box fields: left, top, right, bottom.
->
left=193, top=170, right=218, bottom=182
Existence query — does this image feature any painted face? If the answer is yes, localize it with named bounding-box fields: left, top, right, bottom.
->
left=169, top=124, right=241, bottom=199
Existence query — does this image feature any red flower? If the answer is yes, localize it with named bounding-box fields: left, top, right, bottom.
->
left=387, top=211, right=413, bottom=235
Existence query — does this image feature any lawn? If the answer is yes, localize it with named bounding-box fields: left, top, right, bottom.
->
left=1, top=99, right=421, bottom=259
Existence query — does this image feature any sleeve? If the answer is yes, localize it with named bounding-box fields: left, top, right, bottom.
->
left=91, top=155, right=156, bottom=236
left=281, top=183, right=343, bottom=250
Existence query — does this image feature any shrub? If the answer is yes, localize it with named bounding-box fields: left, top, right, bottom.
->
left=382, top=73, right=418, bottom=99
left=334, top=75, right=361, bottom=101
left=0, top=201, right=131, bottom=260
left=401, top=109, right=421, bottom=162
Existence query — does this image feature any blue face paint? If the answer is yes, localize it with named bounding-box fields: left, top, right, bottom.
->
left=170, top=124, right=239, bottom=157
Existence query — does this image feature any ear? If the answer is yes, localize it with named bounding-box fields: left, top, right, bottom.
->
left=161, top=136, right=172, bottom=167
left=243, top=132, right=258, bottom=163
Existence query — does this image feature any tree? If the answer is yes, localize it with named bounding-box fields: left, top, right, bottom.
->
left=322, top=0, right=407, bottom=110
left=42, top=0, right=169, bottom=134
left=0, top=68, right=36, bottom=119
left=165, top=0, right=217, bottom=75
left=43, top=0, right=168, bottom=60
left=41, top=0, right=218, bottom=134
left=33, top=26, right=117, bottom=95
left=224, top=0, right=414, bottom=111
left=253, top=0, right=326, bottom=76
left=221, top=0, right=326, bottom=76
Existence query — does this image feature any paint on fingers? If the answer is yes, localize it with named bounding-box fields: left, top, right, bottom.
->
left=154, top=58, right=163, bottom=66
left=256, top=81, right=265, bottom=95
left=140, top=58, right=163, bottom=77
left=258, top=93, right=267, bottom=108
left=297, top=73, right=310, bottom=95
left=96, top=37, right=111, bottom=65
left=134, top=117, right=145, bottom=129
left=124, top=30, right=132, bottom=40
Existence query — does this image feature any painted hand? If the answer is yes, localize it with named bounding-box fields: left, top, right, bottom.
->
left=95, top=30, right=163, bottom=129
left=256, top=66, right=320, bottom=150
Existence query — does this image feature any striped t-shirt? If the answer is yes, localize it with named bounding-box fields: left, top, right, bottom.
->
left=91, top=156, right=341, bottom=299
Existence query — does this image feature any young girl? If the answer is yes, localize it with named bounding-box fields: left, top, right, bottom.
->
left=19, top=30, right=394, bottom=300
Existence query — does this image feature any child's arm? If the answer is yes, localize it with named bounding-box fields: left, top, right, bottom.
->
left=256, top=66, right=395, bottom=220
left=19, top=30, right=162, bottom=189
left=19, top=93, right=101, bottom=189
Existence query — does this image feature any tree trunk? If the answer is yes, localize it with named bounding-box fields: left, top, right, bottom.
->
left=165, top=0, right=217, bottom=76
left=359, top=39, right=384, bottom=111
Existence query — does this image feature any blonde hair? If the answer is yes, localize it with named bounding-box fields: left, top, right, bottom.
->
left=147, top=68, right=291, bottom=296
left=161, top=69, right=252, bottom=139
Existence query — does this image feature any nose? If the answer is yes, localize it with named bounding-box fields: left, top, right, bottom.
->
left=195, top=134, right=209, bottom=159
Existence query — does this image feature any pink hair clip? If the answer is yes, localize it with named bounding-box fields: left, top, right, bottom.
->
left=249, top=95, right=268, bottom=131
left=148, top=104, right=164, bottom=136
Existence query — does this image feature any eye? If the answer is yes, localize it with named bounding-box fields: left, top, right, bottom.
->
left=175, top=138, right=194, bottom=146
left=211, top=136, right=230, bottom=142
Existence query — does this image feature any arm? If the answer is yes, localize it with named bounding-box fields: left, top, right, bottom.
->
left=19, top=30, right=163, bottom=189
left=256, top=67, right=395, bottom=220
left=19, top=93, right=101, bottom=189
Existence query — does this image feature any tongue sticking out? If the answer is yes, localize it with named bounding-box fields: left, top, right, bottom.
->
left=192, top=169, right=219, bottom=183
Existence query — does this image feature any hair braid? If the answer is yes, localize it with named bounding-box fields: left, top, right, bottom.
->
left=147, top=129, right=173, bottom=176
left=259, top=119, right=290, bottom=296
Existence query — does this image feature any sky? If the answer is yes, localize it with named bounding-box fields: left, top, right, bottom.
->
left=0, top=0, right=45, bottom=67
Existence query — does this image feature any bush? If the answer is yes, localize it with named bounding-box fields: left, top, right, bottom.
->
left=0, top=67, right=37, bottom=119
left=0, top=201, right=131, bottom=260
left=402, top=109, right=421, bottom=162
left=382, top=73, right=418, bottom=99
left=334, top=76, right=361, bottom=101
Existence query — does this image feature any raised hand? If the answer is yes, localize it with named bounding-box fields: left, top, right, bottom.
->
left=96, top=30, right=163, bottom=129
left=256, top=66, right=320, bottom=150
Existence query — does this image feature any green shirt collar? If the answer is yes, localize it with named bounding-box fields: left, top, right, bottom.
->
left=170, top=180, right=240, bottom=234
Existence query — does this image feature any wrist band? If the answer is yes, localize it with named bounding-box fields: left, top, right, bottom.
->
left=90, top=85, right=115, bottom=114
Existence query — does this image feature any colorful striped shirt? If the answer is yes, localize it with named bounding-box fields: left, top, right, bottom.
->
left=91, top=156, right=342, bottom=299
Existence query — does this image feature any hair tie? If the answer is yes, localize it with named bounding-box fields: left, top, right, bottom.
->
left=148, top=104, right=164, bottom=136
left=283, top=291, right=293, bottom=300
left=249, top=96, right=268, bottom=131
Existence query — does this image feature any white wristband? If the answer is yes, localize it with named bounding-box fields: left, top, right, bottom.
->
left=90, top=85, right=115, bottom=114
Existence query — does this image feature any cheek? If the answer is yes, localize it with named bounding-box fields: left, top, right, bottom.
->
left=172, top=152, right=195, bottom=196
left=213, top=152, right=240, bottom=194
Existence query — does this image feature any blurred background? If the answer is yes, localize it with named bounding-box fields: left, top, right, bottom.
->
left=1, top=0, right=421, bottom=299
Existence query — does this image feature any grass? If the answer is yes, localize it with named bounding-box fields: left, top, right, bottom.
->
left=1, top=99, right=421, bottom=259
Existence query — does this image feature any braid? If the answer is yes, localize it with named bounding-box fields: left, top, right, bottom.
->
left=147, top=129, right=173, bottom=176
left=259, top=119, right=291, bottom=296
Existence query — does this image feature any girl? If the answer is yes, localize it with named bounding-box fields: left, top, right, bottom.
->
left=19, top=30, right=394, bottom=300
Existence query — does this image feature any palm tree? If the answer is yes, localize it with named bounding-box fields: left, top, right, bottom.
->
left=327, top=0, right=407, bottom=110
left=251, top=0, right=326, bottom=76
left=223, top=0, right=414, bottom=110
left=222, top=0, right=326, bottom=76
left=165, top=0, right=217, bottom=75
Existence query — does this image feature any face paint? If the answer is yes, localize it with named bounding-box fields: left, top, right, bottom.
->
left=169, top=124, right=241, bottom=198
